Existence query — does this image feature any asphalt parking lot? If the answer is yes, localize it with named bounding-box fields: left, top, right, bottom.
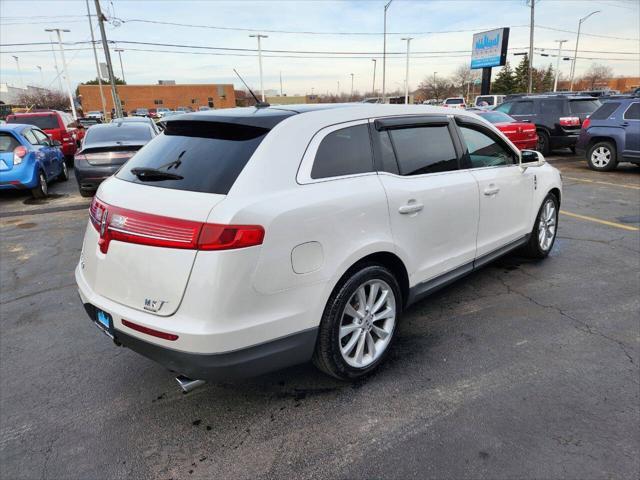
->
left=0, top=153, right=638, bottom=480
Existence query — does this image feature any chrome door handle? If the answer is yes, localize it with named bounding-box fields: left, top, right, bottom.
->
left=398, top=203, right=424, bottom=214
left=484, top=187, right=500, bottom=196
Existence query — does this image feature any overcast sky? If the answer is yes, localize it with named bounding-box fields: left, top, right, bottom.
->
left=1, top=0, right=638, bottom=96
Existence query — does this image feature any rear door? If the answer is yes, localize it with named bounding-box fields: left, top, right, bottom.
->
left=454, top=118, right=533, bottom=258
left=622, top=102, right=640, bottom=159
left=505, top=100, right=536, bottom=125
left=373, top=116, right=479, bottom=286
left=31, top=129, right=56, bottom=177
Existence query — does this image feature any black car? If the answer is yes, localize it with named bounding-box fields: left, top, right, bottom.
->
left=495, top=95, right=601, bottom=155
left=74, top=122, right=156, bottom=197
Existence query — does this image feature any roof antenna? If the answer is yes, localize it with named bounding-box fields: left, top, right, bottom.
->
left=234, top=69, right=270, bottom=108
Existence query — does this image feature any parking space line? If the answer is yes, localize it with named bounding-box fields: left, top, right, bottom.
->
left=560, top=210, right=639, bottom=232
left=562, top=175, right=640, bottom=190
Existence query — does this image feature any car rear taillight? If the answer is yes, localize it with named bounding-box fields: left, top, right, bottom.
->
left=89, top=197, right=264, bottom=254
left=559, top=116, right=581, bottom=127
left=582, top=118, right=591, bottom=130
left=13, top=146, right=27, bottom=165
left=81, top=151, right=137, bottom=166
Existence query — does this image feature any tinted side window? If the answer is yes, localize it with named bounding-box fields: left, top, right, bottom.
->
left=539, top=100, right=563, bottom=115
left=495, top=102, right=512, bottom=114
left=373, top=130, right=399, bottom=174
left=510, top=101, right=535, bottom=115
left=624, top=102, right=640, bottom=120
left=569, top=99, right=600, bottom=114
left=459, top=126, right=515, bottom=168
left=311, top=124, right=373, bottom=179
left=590, top=102, right=620, bottom=120
left=32, top=130, right=49, bottom=145
left=22, top=129, right=39, bottom=145
left=388, top=126, right=458, bottom=176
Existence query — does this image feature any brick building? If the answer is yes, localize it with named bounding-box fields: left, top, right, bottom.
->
left=78, top=83, right=236, bottom=113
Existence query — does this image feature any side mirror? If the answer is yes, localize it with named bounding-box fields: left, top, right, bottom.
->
left=519, top=149, right=545, bottom=170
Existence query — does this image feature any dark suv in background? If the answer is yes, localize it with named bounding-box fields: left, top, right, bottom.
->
left=496, top=95, right=601, bottom=155
left=576, top=97, right=640, bottom=171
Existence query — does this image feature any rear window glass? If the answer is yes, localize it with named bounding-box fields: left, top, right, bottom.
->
left=477, top=111, right=514, bottom=124
left=590, top=102, right=620, bottom=120
left=311, top=124, right=373, bottom=179
left=85, top=125, right=152, bottom=144
left=0, top=132, right=20, bottom=152
left=569, top=99, right=601, bottom=114
left=445, top=98, right=464, bottom=104
left=7, top=115, right=58, bottom=130
left=389, top=126, right=458, bottom=176
left=117, top=120, right=269, bottom=195
left=476, top=96, right=495, bottom=106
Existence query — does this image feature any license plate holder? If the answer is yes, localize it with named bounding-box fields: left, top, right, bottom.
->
left=94, top=309, right=115, bottom=339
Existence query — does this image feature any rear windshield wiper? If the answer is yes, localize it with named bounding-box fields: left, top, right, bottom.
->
left=130, top=167, right=184, bottom=181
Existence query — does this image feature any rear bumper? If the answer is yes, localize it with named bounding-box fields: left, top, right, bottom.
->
left=84, top=300, right=317, bottom=380
left=0, top=164, right=38, bottom=190
left=512, top=139, right=538, bottom=151
left=74, top=163, right=119, bottom=191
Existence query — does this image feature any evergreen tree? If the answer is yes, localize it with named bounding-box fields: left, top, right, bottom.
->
left=541, top=64, right=554, bottom=92
left=513, top=55, right=530, bottom=93
left=492, top=62, right=516, bottom=94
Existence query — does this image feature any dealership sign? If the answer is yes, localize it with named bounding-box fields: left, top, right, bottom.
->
left=470, top=28, right=510, bottom=69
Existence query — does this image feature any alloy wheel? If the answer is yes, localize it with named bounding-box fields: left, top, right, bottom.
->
left=538, top=199, right=557, bottom=251
left=591, top=147, right=611, bottom=168
left=339, top=279, right=396, bottom=368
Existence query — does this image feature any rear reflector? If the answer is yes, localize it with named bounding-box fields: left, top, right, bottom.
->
left=89, top=197, right=264, bottom=253
left=121, top=319, right=179, bottom=341
left=559, top=116, right=581, bottom=127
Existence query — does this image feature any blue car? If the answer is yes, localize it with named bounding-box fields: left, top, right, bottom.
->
left=576, top=97, right=640, bottom=171
left=0, top=123, right=68, bottom=197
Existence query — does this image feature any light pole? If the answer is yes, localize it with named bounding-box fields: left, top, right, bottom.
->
left=553, top=39, right=568, bottom=92
left=48, top=34, right=64, bottom=92
left=85, top=0, right=107, bottom=116
left=94, top=0, right=123, bottom=118
left=44, top=29, right=78, bottom=120
left=433, top=72, right=438, bottom=101
left=401, top=37, right=413, bottom=104
left=249, top=34, right=268, bottom=102
left=337, top=80, right=340, bottom=97
left=371, top=58, right=377, bottom=97
left=12, top=56, right=24, bottom=88
left=527, top=0, right=535, bottom=93
left=114, top=48, right=126, bottom=82
left=36, top=65, right=44, bottom=86
left=569, top=10, right=600, bottom=91
left=350, top=73, right=354, bottom=100
left=382, top=0, right=393, bottom=103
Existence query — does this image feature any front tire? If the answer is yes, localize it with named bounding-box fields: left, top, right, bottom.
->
left=313, top=264, right=401, bottom=380
left=587, top=141, right=617, bottom=171
left=31, top=170, right=48, bottom=198
left=520, top=193, right=559, bottom=259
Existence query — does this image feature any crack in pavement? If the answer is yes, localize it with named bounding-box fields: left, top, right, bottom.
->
left=493, top=273, right=637, bottom=367
left=0, top=282, right=77, bottom=306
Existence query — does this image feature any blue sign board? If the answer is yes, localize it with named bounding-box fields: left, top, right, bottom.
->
left=470, top=28, right=510, bottom=69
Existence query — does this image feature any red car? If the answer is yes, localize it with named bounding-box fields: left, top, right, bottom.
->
left=473, top=110, right=538, bottom=151
left=7, top=111, right=80, bottom=160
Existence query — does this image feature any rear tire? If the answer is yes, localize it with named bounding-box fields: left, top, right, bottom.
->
left=58, top=161, right=69, bottom=181
left=79, top=188, right=95, bottom=198
left=587, top=141, right=617, bottom=172
left=536, top=130, right=550, bottom=156
left=520, top=193, right=559, bottom=259
left=31, top=171, right=48, bottom=198
left=313, top=264, right=401, bottom=380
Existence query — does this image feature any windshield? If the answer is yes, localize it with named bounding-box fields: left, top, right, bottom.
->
left=117, top=120, right=269, bottom=195
left=477, top=111, right=515, bottom=124
left=84, top=125, right=152, bottom=144
left=7, top=115, right=58, bottom=130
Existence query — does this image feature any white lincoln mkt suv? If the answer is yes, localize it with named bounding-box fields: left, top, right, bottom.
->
left=76, top=104, right=562, bottom=387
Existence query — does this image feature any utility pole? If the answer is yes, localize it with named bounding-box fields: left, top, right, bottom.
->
left=114, top=48, right=126, bottom=82
left=36, top=65, right=44, bottom=86
left=85, top=0, right=107, bottom=116
left=527, top=0, right=535, bottom=94
left=44, top=29, right=78, bottom=119
left=12, top=56, right=24, bottom=89
left=433, top=72, right=438, bottom=101
left=371, top=58, right=377, bottom=96
left=569, top=10, right=600, bottom=91
left=401, top=37, right=413, bottom=104
left=350, top=73, right=354, bottom=100
left=279, top=71, right=283, bottom=96
left=94, top=0, right=123, bottom=118
left=249, top=34, right=268, bottom=102
left=337, top=80, right=340, bottom=97
left=48, top=35, right=64, bottom=92
left=382, top=0, right=393, bottom=103
left=553, top=39, right=567, bottom=92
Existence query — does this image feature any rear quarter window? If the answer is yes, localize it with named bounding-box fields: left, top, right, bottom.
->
left=539, top=100, right=564, bottom=115
left=117, top=120, right=269, bottom=195
left=589, top=102, right=620, bottom=120
left=311, top=124, right=373, bottom=179
left=623, top=102, right=640, bottom=120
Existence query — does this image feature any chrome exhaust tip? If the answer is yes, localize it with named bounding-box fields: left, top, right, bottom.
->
left=175, top=375, right=205, bottom=393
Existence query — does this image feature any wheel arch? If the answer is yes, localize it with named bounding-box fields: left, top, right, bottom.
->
left=587, top=135, right=618, bottom=153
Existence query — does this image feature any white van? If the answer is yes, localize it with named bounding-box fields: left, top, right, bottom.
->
left=475, top=95, right=506, bottom=107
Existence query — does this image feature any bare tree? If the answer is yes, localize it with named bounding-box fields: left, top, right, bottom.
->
left=451, top=64, right=480, bottom=98
left=416, top=75, right=456, bottom=102
left=581, top=63, right=613, bottom=90
left=16, top=90, right=69, bottom=111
